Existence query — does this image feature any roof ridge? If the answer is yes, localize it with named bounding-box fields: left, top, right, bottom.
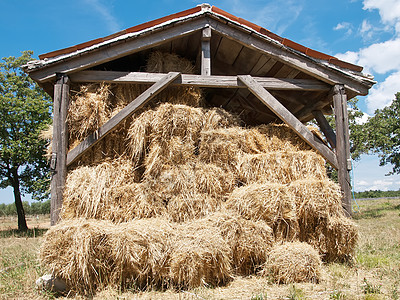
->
left=37, top=4, right=363, bottom=73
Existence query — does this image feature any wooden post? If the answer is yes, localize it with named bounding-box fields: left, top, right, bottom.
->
left=50, top=74, right=69, bottom=225
left=201, top=27, right=211, bottom=76
left=333, top=84, right=352, bottom=216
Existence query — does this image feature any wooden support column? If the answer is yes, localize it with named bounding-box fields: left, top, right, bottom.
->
left=333, top=84, right=352, bottom=216
left=312, top=110, right=337, bottom=149
left=201, top=27, right=211, bottom=76
left=67, top=72, right=181, bottom=166
left=239, top=75, right=338, bottom=169
left=50, top=74, right=69, bottom=225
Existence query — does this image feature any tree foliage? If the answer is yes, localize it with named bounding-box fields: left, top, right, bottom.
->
left=365, top=92, right=400, bottom=174
left=0, top=51, right=52, bottom=230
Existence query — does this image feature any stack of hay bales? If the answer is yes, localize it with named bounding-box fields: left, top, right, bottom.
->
left=40, top=51, right=357, bottom=295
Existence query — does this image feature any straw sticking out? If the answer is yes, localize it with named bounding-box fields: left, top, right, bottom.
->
left=263, top=242, right=322, bottom=284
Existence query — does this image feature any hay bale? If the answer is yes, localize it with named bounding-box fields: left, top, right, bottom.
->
left=127, top=109, right=154, bottom=166
left=146, top=51, right=203, bottom=107
left=143, top=137, right=196, bottom=177
left=40, top=218, right=175, bottom=294
left=263, top=242, right=322, bottom=284
left=40, top=219, right=115, bottom=295
left=256, top=123, right=312, bottom=152
left=170, top=222, right=232, bottom=288
left=226, top=183, right=298, bottom=241
left=62, top=156, right=141, bottom=221
left=237, top=151, right=327, bottom=185
left=198, top=212, right=274, bottom=275
left=307, top=215, right=358, bottom=262
left=288, top=178, right=343, bottom=232
left=198, top=127, right=259, bottom=171
left=68, top=83, right=112, bottom=149
left=146, top=51, right=195, bottom=74
left=202, top=107, right=241, bottom=130
left=108, top=218, right=174, bottom=289
left=127, top=103, right=204, bottom=168
left=144, top=162, right=235, bottom=203
left=194, top=162, right=237, bottom=199
left=167, top=193, right=219, bottom=223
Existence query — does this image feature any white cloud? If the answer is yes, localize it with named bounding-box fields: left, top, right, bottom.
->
left=355, top=111, right=370, bottom=124
left=83, top=0, right=121, bottom=33
left=356, top=180, right=369, bottom=187
left=369, top=179, right=397, bottom=191
left=356, top=38, right=400, bottom=74
left=334, top=22, right=353, bottom=35
left=363, top=0, right=400, bottom=34
left=365, top=71, right=400, bottom=112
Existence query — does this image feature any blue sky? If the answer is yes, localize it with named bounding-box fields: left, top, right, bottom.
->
left=1, top=0, right=400, bottom=203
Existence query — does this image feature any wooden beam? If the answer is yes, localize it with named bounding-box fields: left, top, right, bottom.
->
left=208, top=18, right=372, bottom=96
left=50, top=74, right=69, bottom=225
left=66, top=72, right=181, bottom=166
left=312, top=110, right=337, bottom=149
left=201, top=27, right=211, bottom=76
left=70, top=70, right=331, bottom=91
left=333, top=84, right=352, bottom=216
left=238, top=75, right=338, bottom=169
left=28, top=18, right=209, bottom=83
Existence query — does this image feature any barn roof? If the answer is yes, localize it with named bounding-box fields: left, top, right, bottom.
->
left=23, top=3, right=375, bottom=125
left=36, top=5, right=362, bottom=73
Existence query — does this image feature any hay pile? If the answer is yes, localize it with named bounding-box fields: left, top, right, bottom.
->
left=40, top=51, right=357, bottom=295
left=262, top=242, right=322, bottom=284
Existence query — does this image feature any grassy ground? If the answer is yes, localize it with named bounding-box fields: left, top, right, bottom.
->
left=0, top=199, right=399, bottom=300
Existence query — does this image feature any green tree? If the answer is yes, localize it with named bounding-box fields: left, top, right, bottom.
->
left=365, top=92, right=400, bottom=174
left=0, top=51, right=52, bottom=231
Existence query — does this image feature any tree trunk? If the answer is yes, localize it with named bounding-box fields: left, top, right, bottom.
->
left=10, top=168, right=28, bottom=231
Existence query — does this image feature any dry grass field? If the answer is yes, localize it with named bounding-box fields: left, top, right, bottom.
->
left=0, top=198, right=399, bottom=300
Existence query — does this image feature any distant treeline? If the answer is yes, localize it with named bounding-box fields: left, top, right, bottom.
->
left=0, top=200, right=50, bottom=216
left=354, top=190, right=400, bottom=199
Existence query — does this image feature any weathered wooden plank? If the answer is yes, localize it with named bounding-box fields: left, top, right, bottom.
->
left=209, top=19, right=371, bottom=95
left=312, top=110, right=337, bottom=149
left=50, top=74, right=69, bottom=226
left=70, top=70, right=331, bottom=91
left=238, top=75, right=338, bottom=169
left=201, top=27, right=211, bottom=76
left=67, top=72, right=181, bottom=166
left=29, top=18, right=209, bottom=82
left=333, top=84, right=352, bottom=216
left=215, top=36, right=243, bottom=65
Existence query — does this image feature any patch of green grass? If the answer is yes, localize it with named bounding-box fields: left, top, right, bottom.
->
left=0, top=227, right=47, bottom=238
left=287, top=285, right=305, bottom=300
left=0, top=237, right=44, bottom=299
left=330, top=290, right=346, bottom=299
left=251, top=291, right=268, bottom=300
left=362, top=278, right=381, bottom=295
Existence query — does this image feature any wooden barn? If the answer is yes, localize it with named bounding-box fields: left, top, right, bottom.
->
left=24, top=3, right=375, bottom=225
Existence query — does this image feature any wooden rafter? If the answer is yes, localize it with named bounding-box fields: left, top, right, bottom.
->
left=238, top=75, right=338, bottom=169
left=208, top=18, right=371, bottom=96
left=70, top=70, right=331, bottom=91
left=312, top=110, right=337, bottom=149
left=66, top=72, right=181, bottom=166
left=28, top=18, right=209, bottom=82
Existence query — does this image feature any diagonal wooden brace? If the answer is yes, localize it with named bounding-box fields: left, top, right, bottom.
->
left=66, top=71, right=181, bottom=166
left=238, top=75, right=338, bottom=169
